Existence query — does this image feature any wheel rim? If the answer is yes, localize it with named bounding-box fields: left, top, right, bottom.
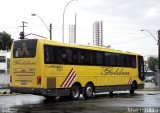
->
left=132, top=83, right=136, bottom=89
left=86, top=86, right=93, bottom=97
left=72, top=88, right=79, bottom=98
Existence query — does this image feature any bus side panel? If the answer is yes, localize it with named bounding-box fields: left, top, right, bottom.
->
left=44, top=65, right=142, bottom=89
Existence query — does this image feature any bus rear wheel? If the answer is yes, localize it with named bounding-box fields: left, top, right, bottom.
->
left=83, top=83, right=94, bottom=99
left=70, top=84, right=80, bottom=100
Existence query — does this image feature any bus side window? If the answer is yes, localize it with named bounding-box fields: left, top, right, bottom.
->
left=104, top=53, right=111, bottom=66
left=49, top=46, right=55, bottom=63
left=130, top=56, right=136, bottom=68
left=78, top=50, right=90, bottom=65
left=90, top=51, right=94, bottom=65
left=66, top=49, right=72, bottom=64
left=110, top=53, right=116, bottom=66
left=124, top=55, right=130, bottom=67
left=123, top=55, right=127, bottom=67
left=45, top=47, right=49, bottom=62
left=60, top=48, right=66, bottom=64
left=90, top=51, right=97, bottom=65
left=96, top=52, right=103, bottom=65
left=62, top=50, right=67, bottom=60
left=72, top=49, right=78, bottom=64
left=44, top=45, right=55, bottom=63
left=54, top=47, right=62, bottom=64
left=116, top=54, right=123, bottom=67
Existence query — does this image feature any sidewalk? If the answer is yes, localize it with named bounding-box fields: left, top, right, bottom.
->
left=141, top=82, right=160, bottom=91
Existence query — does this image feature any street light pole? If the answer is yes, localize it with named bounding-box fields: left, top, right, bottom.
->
left=141, top=29, right=160, bottom=88
left=31, top=13, right=52, bottom=40
left=141, top=29, right=158, bottom=42
left=50, top=23, right=52, bottom=40
left=158, top=30, right=160, bottom=71
left=62, top=0, right=77, bottom=43
left=141, top=29, right=159, bottom=71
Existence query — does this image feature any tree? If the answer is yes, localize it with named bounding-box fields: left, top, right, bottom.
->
left=148, top=57, right=159, bottom=72
left=0, top=31, right=13, bottom=51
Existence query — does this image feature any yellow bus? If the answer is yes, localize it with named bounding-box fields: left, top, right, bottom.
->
left=10, top=39, right=144, bottom=100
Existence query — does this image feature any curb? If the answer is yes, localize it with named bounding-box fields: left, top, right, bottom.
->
left=0, top=91, right=19, bottom=96
left=0, top=91, right=12, bottom=95
left=138, top=89, right=160, bottom=91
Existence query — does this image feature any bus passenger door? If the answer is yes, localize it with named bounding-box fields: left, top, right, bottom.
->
left=138, top=56, right=145, bottom=81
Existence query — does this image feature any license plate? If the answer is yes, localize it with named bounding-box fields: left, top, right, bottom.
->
left=21, top=80, right=27, bottom=85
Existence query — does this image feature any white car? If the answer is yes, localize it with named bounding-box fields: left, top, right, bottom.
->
left=145, top=76, right=155, bottom=82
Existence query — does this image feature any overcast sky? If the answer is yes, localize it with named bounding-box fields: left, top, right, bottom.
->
left=0, top=0, right=160, bottom=58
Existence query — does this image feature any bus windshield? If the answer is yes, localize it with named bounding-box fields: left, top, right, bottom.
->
left=13, top=39, right=37, bottom=58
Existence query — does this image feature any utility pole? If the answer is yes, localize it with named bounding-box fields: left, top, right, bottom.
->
left=19, top=21, right=27, bottom=39
left=20, top=21, right=27, bottom=34
left=158, top=30, right=160, bottom=71
left=50, top=23, right=52, bottom=40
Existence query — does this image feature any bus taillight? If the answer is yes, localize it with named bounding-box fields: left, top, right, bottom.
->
left=37, top=76, right=41, bottom=84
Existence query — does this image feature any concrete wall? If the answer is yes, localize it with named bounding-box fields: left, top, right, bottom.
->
left=0, top=74, right=10, bottom=86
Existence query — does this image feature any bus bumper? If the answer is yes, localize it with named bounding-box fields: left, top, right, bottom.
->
left=10, top=87, right=70, bottom=96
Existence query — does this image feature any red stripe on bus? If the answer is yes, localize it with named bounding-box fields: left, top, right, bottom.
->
left=63, top=70, right=75, bottom=87
left=61, top=68, right=73, bottom=87
left=68, top=73, right=77, bottom=87
left=128, top=77, right=133, bottom=84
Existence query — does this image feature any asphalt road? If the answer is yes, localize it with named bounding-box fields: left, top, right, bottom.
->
left=0, top=91, right=160, bottom=113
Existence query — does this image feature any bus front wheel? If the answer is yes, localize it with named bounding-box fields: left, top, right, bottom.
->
left=70, top=84, right=80, bottom=100
left=83, top=83, right=94, bottom=99
left=130, top=82, right=137, bottom=94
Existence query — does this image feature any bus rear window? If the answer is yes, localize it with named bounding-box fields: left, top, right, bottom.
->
left=13, top=39, right=37, bottom=58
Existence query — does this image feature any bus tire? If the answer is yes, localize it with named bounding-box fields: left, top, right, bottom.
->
left=70, top=84, right=80, bottom=100
left=83, top=83, right=94, bottom=99
left=130, top=82, right=136, bottom=94
left=109, top=91, right=113, bottom=97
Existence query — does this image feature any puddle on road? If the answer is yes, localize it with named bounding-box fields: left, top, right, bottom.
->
left=147, top=93, right=156, bottom=95
left=94, top=92, right=142, bottom=99
left=147, top=93, right=160, bottom=95
left=1, top=91, right=156, bottom=113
